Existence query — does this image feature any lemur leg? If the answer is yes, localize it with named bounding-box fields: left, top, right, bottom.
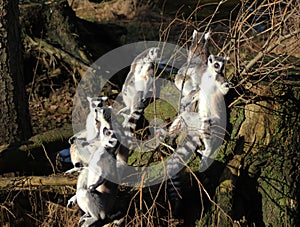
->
left=197, top=131, right=214, bottom=172
left=80, top=216, right=99, bottom=227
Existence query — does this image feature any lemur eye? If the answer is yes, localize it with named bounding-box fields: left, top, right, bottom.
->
left=214, top=63, right=220, bottom=69
left=103, top=127, right=111, bottom=136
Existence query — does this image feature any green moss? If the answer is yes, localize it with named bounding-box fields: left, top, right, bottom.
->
left=144, top=99, right=177, bottom=122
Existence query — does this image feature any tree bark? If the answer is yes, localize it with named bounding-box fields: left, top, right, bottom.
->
left=0, top=0, right=31, bottom=144
left=209, top=82, right=300, bottom=226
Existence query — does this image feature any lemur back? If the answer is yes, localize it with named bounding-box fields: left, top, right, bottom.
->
left=118, top=47, right=159, bottom=115
left=117, top=48, right=160, bottom=148
left=174, top=30, right=210, bottom=97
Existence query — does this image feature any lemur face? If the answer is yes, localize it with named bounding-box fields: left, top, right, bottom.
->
left=102, top=127, right=118, bottom=149
left=207, top=55, right=229, bottom=74
left=147, top=47, right=159, bottom=62
left=87, top=96, right=108, bottom=110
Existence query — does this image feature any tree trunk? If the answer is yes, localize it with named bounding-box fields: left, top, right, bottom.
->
left=0, top=0, right=31, bottom=144
left=209, top=82, right=300, bottom=226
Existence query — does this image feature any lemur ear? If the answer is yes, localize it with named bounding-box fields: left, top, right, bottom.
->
left=208, top=55, right=213, bottom=63
left=192, top=29, right=198, bottom=39
left=101, top=96, right=108, bottom=101
left=224, top=56, right=230, bottom=61
left=87, top=96, right=92, bottom=102
left=204, top=30, right=210, bottom=40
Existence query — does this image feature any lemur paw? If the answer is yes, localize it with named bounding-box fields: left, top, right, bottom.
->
left=67, top=198, right=76, bottom=208
left=88, top=185, right=96, bottom=193
left=220, top=83, right=230, bottom=95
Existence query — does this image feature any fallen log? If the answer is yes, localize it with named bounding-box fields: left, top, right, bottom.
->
left=0, top=175, right=77, bottom=191
left=0, top=125, right=73, bottom=175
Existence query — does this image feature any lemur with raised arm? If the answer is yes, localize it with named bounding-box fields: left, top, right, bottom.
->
left=174, top=30, right=211, bottom=112
left=167, top=53, right=231, bottom=218
left=118, top=47, right=159, bottom=115
left=193, top=54, right=230, bottom=169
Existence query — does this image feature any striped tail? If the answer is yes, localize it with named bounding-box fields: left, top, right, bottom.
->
left=121, top=100, right=149, bottom=140
left=166, top=134, right=201, bottom=218
left=167, top=174, right=183, bottom=218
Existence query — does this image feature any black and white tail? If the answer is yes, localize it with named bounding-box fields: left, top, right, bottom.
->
left=167, top=174, right=183, bottom=218
left=121, top=100, right=149, bottom=141
left=166, top=134, right=201, bottom=218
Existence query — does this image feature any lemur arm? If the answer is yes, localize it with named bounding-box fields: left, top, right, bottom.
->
left=88, top=176, right=105, bottom=192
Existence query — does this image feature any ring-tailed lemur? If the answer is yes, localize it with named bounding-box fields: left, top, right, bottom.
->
left=68, top=104, right=129, bottom=181
left=166, top=54, right=231, bottom=218
left=86, top=96, right=108, bottom=141
left=194, top=55, right=230, bottom=169
left=64, top=105, right=112, bottom=175
left=118, top=47, right=159, bottom=115
left=165, top=30, right=210, bottom=218
left=67, top=167, right=110, bottom=227
left=94, top=106, right=129, bottom=181
left=174, top=30, right=210, bottom=99
left=117, top=48, right=160, bottom=143
left=67, top=127, right=121, bottom=227
left=180, top=54, right=231, bottom=111
left=81, top=127, right=119, bottom=226
left=87, top=127, right=118, bottom=192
